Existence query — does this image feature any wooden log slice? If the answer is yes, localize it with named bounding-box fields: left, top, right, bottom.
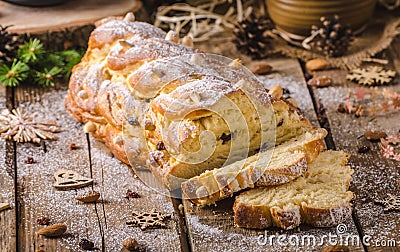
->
left=0, top=0, right=142, bottom=50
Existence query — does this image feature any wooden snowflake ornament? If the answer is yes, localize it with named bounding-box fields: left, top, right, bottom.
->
left=375, top=193, right=400, bottom=211
left=126, top=209, right=171, bottom=230
left=347, top=66, right=396, bottom=86
left=0, top=108, right=60, bottom=143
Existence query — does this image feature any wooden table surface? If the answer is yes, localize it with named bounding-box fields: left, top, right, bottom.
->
left=1, top=8, right=400, bottom=252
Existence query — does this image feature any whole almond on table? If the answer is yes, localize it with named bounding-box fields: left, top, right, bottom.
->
left=76, top=190, right=100, bottom=203
left=38, top=223, right=67, bottom=237
left=307, top=76, right=334, bottom=87
left=306, top=59, right=329, bottom=71
left=250, top=62, right=273, bottom=75
left=364, top=130, right=387, bottom=141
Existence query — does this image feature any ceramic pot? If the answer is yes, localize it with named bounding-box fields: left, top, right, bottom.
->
left=266, top=0, right=378, bottom=39
left=3, top=0, right=69, bottom=6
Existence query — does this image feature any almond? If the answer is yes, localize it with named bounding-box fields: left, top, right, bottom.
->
left=268, top=84, right=283, bottom=99
left=364, top=130, right=387, bottom=141
left=76, top=190, right=100, bottom=203
left=306, top=59, right=329, bottom=71
left=38, top=223, right=67, bottom=237
left=250, top=62, right=273, bottom=75
left=0, top=202, right=11, bottom=212
left=307, top=76, right=333, bottom=87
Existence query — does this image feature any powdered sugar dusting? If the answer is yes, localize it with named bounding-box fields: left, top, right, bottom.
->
left=12, top=90, right=180, bottom=251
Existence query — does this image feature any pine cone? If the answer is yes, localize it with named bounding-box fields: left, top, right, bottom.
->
left=0, top=25, right=24, bottom=63
left=309, top=15, right=353, bottom=57
left=232, top=14, right=274, bottom=59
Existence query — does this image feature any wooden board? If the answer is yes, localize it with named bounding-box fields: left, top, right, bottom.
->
left=0, top=0, right=141, bottom=33
left=0, top=86, right=16, bottom=251
left=311, top=39, right=400, bottom=251
left=183, top=57, right=364, bottom=252
left=7, top=87, right=187, bottom=251
left=88, top=135, right=185, bottom=251
left=13, top=90, right=103, bottom=251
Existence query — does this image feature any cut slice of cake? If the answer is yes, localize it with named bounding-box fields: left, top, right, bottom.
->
left=233, top=150, right=354, bottom=230
left=181, top=128, right=327, bottom=205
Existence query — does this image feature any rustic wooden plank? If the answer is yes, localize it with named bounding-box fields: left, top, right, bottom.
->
left=0, top=86, right=17, bottom=251
left=14, top=90, right=105, bottom=251
left=183, top=57, right=364, bottom=252
left=311, top=41, right=400, bottom=251
left=0, top=0, right=141, bottom=34
left=88, top=133, right=187, bottom=251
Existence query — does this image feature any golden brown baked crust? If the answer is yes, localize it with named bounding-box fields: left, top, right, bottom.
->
left=233, top=150, right=354, bottom=230
left=66, top=16, right=312, bottom=189
left=181, top=128, right=328, bottom=205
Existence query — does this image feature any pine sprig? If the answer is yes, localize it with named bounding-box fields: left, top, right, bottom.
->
left=0, top=37, right=83, bottom=87
left=0, top=60, right=29, bottom=86
left=34, top=66, right=63, bottom=87
left=17, top=38, right=44, bottom=63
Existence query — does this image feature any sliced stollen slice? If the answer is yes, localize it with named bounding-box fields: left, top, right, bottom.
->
left=233, top=150, right=354, bottom=230
left=181, top=128, right=327, bottom=205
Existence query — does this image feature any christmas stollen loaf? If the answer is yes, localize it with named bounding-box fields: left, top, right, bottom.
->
left=65, top=14, right=312, bottom=189
left=233, top=150, right=354, bottom=230
left=181, top=128, right=327, bottom=205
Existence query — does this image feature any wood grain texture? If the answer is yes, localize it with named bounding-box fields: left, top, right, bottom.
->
left=88, top=134, right=186, bottom=251
left=0, top=86, right=16, bottom=252
left=311, top=39, right=400, bottom=251
left=183, top=58, right=364, bottom=252
left=0, top=0, right=141, bottom=33
left=14, top=90, right=103, bottom=251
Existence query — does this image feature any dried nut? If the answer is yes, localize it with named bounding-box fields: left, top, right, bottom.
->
left=268, top=84, right=283, bottom=99
left=364, top=130, right=387, bottom=141
left=0, top=202, right=11, bottom=212
left=286, top=98, right=298, bottom=107
left=178, top=204, right=184, bottom=215
left=181, top=35, right=194, bottom=47
left=228, top=58, right=242, bottom=69
left=321, top=245, right=349, bottom=252
left=83, top=122, right=96, bottom=133
left=124, top=12, right=135, bottom=22
left=307, top=76, right=333, bottom=87
left=306, top=59, right=329, bottom=71
left=122, top=237, right=139, bottom=251
left=76, top=190, right=100, bottom=203
left=38, top=223, right=67, bottom=237
left=165, top=30, right=179, bottom=43
left=250, top=62, right=273, bottom=75
left=77, top=90, right=88, bottom=99
left=143, top=119, right=155, bottom=131
left=113, top=136, right=124, bottom=145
